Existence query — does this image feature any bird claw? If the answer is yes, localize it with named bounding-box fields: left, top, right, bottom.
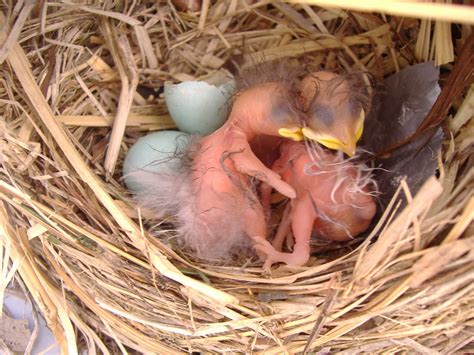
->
left=253, top=236, right=310, bottom=268
left=252, top=236, right=281, bottom=270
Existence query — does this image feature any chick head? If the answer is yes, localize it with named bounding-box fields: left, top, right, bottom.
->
left=297, top=71, right=368, bottom=156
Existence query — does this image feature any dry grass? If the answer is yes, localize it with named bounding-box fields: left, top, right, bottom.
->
left=0, top=1, right=473, bottom=353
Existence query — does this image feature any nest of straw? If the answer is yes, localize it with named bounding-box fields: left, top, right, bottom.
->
left=1, top=1, right=473, bottom=353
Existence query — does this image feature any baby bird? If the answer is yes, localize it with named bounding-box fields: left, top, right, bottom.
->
left=256, top=140, right=376, bottom=268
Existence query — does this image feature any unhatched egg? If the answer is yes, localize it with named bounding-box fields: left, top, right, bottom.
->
left=164, top=80, right=234, bottom=135
left=123, top=130, right=190, bottom=193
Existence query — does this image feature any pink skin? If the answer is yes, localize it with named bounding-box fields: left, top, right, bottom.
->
left=190, top=82, right=300, bottom=255
left=255, top=141, right=376, bottom=268
left=191, top=131, right=267, bottom=250
left=217, top=82, right=301, bottom=198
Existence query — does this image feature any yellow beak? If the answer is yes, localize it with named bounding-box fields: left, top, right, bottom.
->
left=302, top=127, right=356, bottom=157
left=278, top=127, right=304, bottom=141
left=340, top=142, right=356, bottom=157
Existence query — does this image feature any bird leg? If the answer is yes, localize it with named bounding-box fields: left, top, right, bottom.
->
left=272, top=202, right=292, bottom=251
left=254, top=199, right=315, bottom=269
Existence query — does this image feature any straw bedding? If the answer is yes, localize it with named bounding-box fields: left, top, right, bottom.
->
left=0, top=1, right=473, bottom=353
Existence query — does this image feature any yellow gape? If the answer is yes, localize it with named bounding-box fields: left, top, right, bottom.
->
left=278, top=110, right=365, bottom=156
left=278, top=127, right=304, bottom=141
left=301, top=127, right=348, bottom=152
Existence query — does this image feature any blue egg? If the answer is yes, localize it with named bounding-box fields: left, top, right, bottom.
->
left=164, top=80, right=235, bottom=135
left=123, top=131, right=190, bottom=193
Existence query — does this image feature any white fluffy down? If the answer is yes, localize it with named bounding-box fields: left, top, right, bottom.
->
left=131, top=148, right=253, bottom=261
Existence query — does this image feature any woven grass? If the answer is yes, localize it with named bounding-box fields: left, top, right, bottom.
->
left=0, top=1, right=473, bottom=353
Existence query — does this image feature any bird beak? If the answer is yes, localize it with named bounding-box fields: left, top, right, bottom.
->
left=278, top=127, right=304, bottom=141
left=340, top=141, right=356, bottom=157
left=341, top=109, right=365, bottom=156
left=301, top=127, right=320, bottom=141
left=355, top=109, right=365, bottom=142
left=302, top=127, right=357, bottom=157
left=302, top=127, right=341, bottom=150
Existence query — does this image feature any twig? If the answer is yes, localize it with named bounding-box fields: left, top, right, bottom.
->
left=0, top=0, right=36, bottom=63
left=293, top=0, right=474, bottom=24
left=303, top=275, right=339, bottom=354
left=102, top=20, right=139, bottom=177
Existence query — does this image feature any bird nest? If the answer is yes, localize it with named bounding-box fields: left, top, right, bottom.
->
left=0, top=1, right=473, bottom=353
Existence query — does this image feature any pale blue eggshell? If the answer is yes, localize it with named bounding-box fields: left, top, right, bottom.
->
left=164, top=80, right=235, bottom=135
left=123, top=130, right=190, bottom=193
